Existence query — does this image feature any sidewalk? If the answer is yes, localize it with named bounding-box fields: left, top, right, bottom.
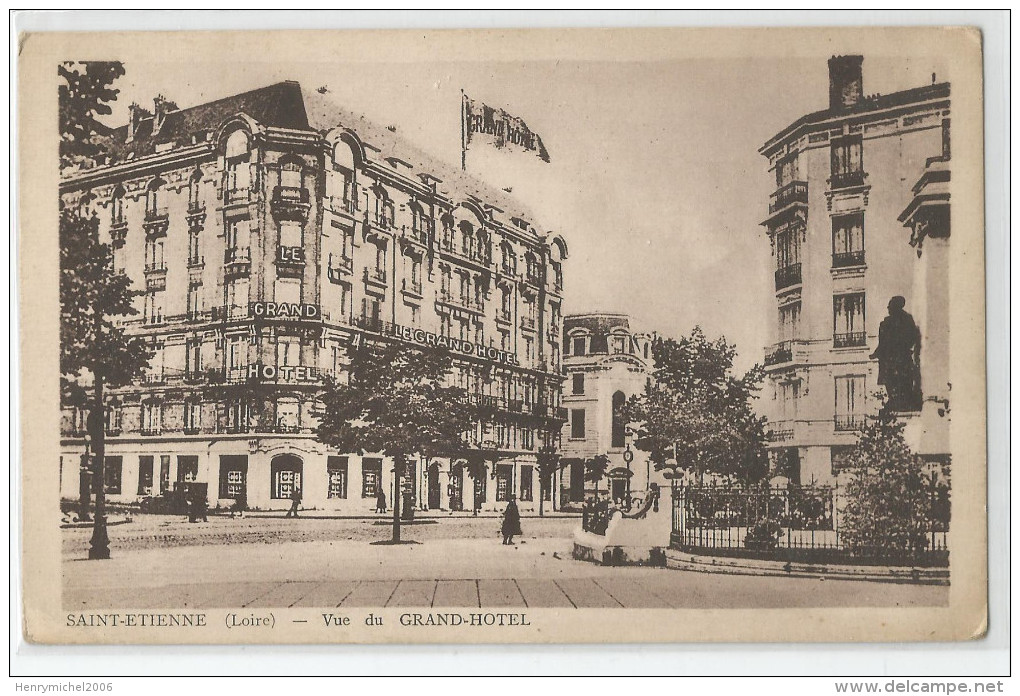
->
left=63, top=537, right=949, bottom=611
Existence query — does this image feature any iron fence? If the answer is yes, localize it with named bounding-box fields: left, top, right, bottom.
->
left=672, top=484, right=949, bottom=567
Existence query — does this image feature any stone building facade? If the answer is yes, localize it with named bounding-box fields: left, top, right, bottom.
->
left=60, top=81, right=568, bottom=513
left=759, top=56, right=951, bottom=483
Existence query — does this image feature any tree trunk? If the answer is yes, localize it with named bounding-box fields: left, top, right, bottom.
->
left=391, top=455, right=402, bottom=543
left=538, top=472, right=545, bottom=517
left=88, top=375, right=110, bottom=559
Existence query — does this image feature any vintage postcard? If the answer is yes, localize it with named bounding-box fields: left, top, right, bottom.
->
left=18, top=25, right=987, bottom=644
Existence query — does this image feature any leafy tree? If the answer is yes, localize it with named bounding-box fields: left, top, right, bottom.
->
left=623, top=327, right=768, bottom=485
left=315, top=340, right=484, bottom=542
left=60, top=210, right=153, bottom=558
left=534, top=444, right=561, bottom=517
left=584, top=453, right=610, bottom=488
left=59, top=61, right=124, bottom=171
left=839, top=412, right=950, bottom=561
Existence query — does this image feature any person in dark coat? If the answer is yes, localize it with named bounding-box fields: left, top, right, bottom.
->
left=285, top=486, right=301, bottom=518
left=375, top=488, right=387, bottom=514
left=870, top=296, right=922, bottom=411
left=501, top=496, right=522, bottom=545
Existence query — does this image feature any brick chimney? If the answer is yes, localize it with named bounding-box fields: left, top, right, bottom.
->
left=152, top=94, right=178, bottom=136
left=126, top=102, right=151, bottom=143
left=828, top=55, right=864, bottom=111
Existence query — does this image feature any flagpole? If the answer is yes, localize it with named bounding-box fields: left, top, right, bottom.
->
left=460, top=89, right=467, bottom=171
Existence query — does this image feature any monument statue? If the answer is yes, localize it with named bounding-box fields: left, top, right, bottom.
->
left=870, top=296, right=922, bottom=412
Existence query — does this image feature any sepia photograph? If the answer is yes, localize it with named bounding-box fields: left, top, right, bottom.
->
left=17, top=22, right=990, bottom=647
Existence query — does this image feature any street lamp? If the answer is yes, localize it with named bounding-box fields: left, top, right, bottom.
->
left=86, top=407, right=110, bottom=559
left=77, top=433, right=92, bottom=522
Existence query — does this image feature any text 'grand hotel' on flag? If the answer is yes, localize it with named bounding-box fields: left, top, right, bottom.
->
left=463, top=94, right=550, bottom=163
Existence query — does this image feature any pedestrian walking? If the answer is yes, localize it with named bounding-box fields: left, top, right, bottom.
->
left=501, top=495, right=522, bottom=545
left=375, top=488, right=387, bottom=514
left=285, top=486, right=301, bottom=518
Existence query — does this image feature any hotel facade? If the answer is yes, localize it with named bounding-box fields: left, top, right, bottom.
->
left=759, top=56, right=951, bottom=484
left=59, top=82, right=569, bottom=514
left=558, top=314, right=654, bottom=506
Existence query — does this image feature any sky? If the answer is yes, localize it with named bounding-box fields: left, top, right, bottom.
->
left=99, top=48, right=945, bottom=374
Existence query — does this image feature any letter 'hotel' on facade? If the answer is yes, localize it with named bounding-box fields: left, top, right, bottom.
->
left=760, top=56, right=951, bottom=485
left=59, top=82, right=569, bottom=513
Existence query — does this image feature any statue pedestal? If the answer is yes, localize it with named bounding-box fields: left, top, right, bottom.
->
left=571, top=489, right=673, bottom=566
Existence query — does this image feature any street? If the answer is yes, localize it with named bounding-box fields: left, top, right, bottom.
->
left=63, top=514, right=948, bottom=610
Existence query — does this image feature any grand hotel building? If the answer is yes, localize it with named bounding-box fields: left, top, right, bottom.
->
left=759, top=56, right=951, bottom=484
left=59, top=82, right=569, bottom=514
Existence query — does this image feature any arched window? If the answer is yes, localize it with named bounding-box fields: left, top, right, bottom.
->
left=612, top=391, right=626, bottom=448
left=111, top=186, right=125, bottom=224
left=224, top=130, right=251, bottom=192
left=145, top=179, right=165, bottom=217
left=78, top=192, right=95, bottom=218
left=187, top=168, right=202, bottom=212
left=271, top=454, right=303, bottom=499
left=501, top=243, right=516, bottom=275
left=280, top=159, right=302, bottom=189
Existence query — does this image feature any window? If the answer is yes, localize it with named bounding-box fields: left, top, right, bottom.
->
left=188, top=170, right=202, bottom=210
left=143, top=292, right=163, bottom=324
left=226, top=219, right=250, bottom=252
left=522, top=428, right=535, bottom=450
left=280, top=160, right=302, bottom=189
left=375, top=244, right=387, bottom=273
left=551, top=261, right=563, bottom=290
left=570, top=408, right=586, bottom=439
left=520, top=465, right=534, bottom=502
left=832, top=213, right=865, bottom=266
left=279, top=220, right=302, bottom=248
left=776, top=155, right=800, bottom=188
left=833, top=293, right=866, bottom=347
left=524, top=337, right=534, bottom=365
left=276, top=336, right=301, bottom=368
left=572, top=373, right=585, bottom=395
left=104, top=456, right=122, bottom=494
left=775, top=227, right=801, bottom=270
left=834, top=375, right=866, bottom=430
left=141, top=402, right=161, bottom=434
left=275, top=398, right=299, bottom=429
left=459, top=319, right=470, bottom=342
left=110, top=187, right=125, bottom=225
left=572, top=336, right=585, bottom=356
left=474, top=472, right=487, bottom=503
left=177, top=456, right=199, bottom=482
left=275, top=278, right=301, bottom=306
left=611, top=390, right=626, bottom=448
left=830, top=446, right=855, bottom=475
left=327, top=456, right=349, bottom=499
left=830, top=135, right=864, bottom=184
left=779, top=381, right=801, bottom=420
left=779, top=303, right=801, bottom=342
left=145, top=180, right=164, bottom=217
left=159, top=455, right=171, bottom=494
left=137, top=456, right=154, bottom=495
left=219, top=456, right=247, bottom=499
left=361, top=458, right=382, bottom=497
left=188, top=230, right=201, bottom=264
left=612, top=336, right=627, bottom=354
left=226, top=398, right=250, bottom=430
left=496, top=464, right=513, bottom=502
left=501, top=244, right=516, bottom=275
left=184, top=400, right=202, bottom=433
left=500, top=330, right=511, bottom=352
left=187, top=283, right=203, bottom=318
left=226, top=279, right=249, bottom=316
left=105, top=404, right=121, bottom=434
left=271, top=457, right=303, bottom=499
left=145, top=238, right=165, bottom=271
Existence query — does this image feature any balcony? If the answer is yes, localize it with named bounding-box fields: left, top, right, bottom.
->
left=364, top=266, right=387, bottom=287
left=223, top=424, right=253, bottom=435
left=183, top=426, right=201, bottom=435
left=829, top=170, right=868, bottom=190
left=110, top=219, right=128, bottom=248
left=328, top=257, right=354, bottom=283
left=437, top=290, right=483, bottom=314
left=271, top=185, right=311, bottom=221
left=766, top=423, right=795, bottom=442
left=144, top=263, right=167, bottom=291
left=187, top=254, right=205, bottom=269
left=834, top=414, right=865, bottom=432
left=401, top=278, right=423, bottom=297
left=224, top=187, right=252, bottom=206
left=832, top=250, right=866, bottom=268
left=143, top=207, right=169, bottom=238
left=224, top=247, right=251, bottom=278
left=187, top=200, right=206, bottom=216
left=764, top=340, right=793, bottom=366
left=833, top=332, right=867, bottom=349
left=139, top=427, right=161, bottom=437
left=496, top=309, right=512, bottom=325
left=520, top=316, right=537, bottom=332
left=768, top=181, right=809, bottom=215
left=774, top=263, right=801, bottom=291
left=184, top=371, right=206, bottom=385
left=327, top=195, right=359, bottom=217
left=276, top=245, right=306, bottom=278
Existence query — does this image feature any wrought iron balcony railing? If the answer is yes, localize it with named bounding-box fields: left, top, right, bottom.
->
left=768, top=181, right=808, bottom=214
left=774, top=263, right=802, bottom=290
left=834, top=414, right=865, bottom=431
left=832, top=250, right=866, bottom=268
left=829, top=170, right=868, bottom=190
left=833, top=332, right=867, bottom=348
left=764, top=340, right=793, bottom=366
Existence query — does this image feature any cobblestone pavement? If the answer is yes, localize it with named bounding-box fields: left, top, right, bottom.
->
left=63, top=519, right=949, bottom=611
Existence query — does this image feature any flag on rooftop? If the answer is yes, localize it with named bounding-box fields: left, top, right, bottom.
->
left=462, top=93, right=550, bottom=164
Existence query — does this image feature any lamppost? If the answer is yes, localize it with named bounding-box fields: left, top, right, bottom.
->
left=86, top=406, right=110, bottom=559
left=77, top=434, right=92, bottom=522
